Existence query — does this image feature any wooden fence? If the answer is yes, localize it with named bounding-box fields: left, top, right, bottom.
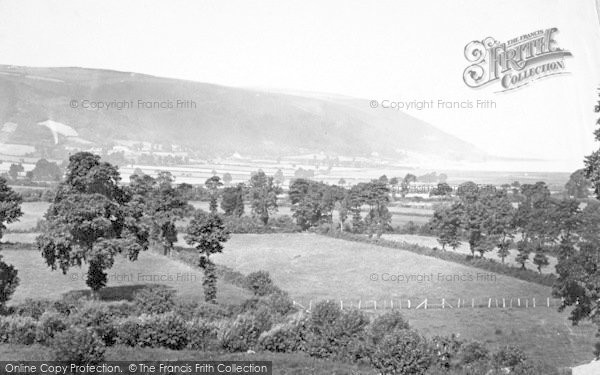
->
left=292, top=297, right=563, bottom=312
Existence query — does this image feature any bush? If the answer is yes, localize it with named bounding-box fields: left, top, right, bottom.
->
left=245, top=270, right=276, bottom=296
left=186, top=319, right=218, bottom=351
left=10, top=299, right=54, bottom=319
left=115, top=317, right=142, bottom=347
left=137, top=312, right=189, bottom=350
left=368, top=310, right=410, bottom=345
left=305, top=302, right=369, bottom=359
left=51, top=328, right=106, bottom=364
left=223, top=216, right=268, bottom=233
left=193, top=303, right=232, bottom=321
left=36, top=311, right=68, bottom=344
left=221, top=314, right=264, bottom=352
left=458, top=341, right=490, bottom=365
left=369, top=328, right=433, bottom=374
left=0, top=257, right=19, bottom=310
left=0, top=315, right=38, bottom=344
left=133, top=285, right=176, bottom=315
left=68, top=302, right=119, bottom=346
left=262, top=291, right=296, bottom=316
left=258, top=318, right=308, bottom=353
left=492, top=345, right=527, bottom=369
left=429, top=334, right=464, bottom=369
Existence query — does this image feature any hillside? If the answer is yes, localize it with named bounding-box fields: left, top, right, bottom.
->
left=0, top=64, right=485, bottom=161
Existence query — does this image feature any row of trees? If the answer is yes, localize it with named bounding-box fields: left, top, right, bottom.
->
left=430, top=181, right=598, bottom=273
left=5, top=159, right=63, bottom=182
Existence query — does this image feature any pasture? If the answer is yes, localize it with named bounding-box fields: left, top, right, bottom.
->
left=2, top=248, right=251, bottom=305
left=1, top=232, right=596, bottom=367
left=5, top=201, right=49, bottom=231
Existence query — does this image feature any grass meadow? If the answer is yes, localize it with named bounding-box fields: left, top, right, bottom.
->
left=2, top=248, right=251, bottom=305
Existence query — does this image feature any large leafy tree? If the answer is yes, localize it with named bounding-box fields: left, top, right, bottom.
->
left=289, top=179, right=341, bottom=230
left=431, top=203, right=463, bottom=251
left=205, top=176, right=223, bottom=214
left=514, top=182, right=557, bottom=272
left=361, top=179, right=392, bottom=238
left=554, top=98, right=600, bottom=355
left=185, top=210, right=230, bottom=303
left=0, top=177, right=23, bottom=308
left=37, top=152, right=149, bottom=295
left=221, top=184, right=245, bottom=217
left=31, top=158, right=63, bottom=181
left=130, top=171, right=188, bottom=256
left=248, top=171, right=280, bottom=225
left=565, top=169, right=591, bottom=199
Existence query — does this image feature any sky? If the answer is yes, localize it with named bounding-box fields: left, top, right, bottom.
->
left=0, top=0, right=599, bottom=171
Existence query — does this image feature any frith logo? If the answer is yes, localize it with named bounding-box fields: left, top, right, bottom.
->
left=463, top=28, right=572, bottom=92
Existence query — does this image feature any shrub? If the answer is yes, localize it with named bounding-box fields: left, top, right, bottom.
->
left=429, top=334, right=464, bottom=369
left=115, top=317, right=142, bottom=347
left=221, top=314, right=264, bottom=352
left=258, top=318, right=307, bottom=353
left=68, top=302, right=119, bottom=346
left=369, top=328, right=433, bottom=374
left=245, top=270, right=276, bottom=296
left=458, top=341, right=490, bottom=365
left=137, top=312, right=189, bottom=350
left=305, top=302, right=369, bottom=359
left=492, top=345, right=528, bottom=369
left=262, top=291, right=296, bottom=316
left=193, top=303, right=232, bottom=321
left=174, top=300, right=200, bottom=321
left=224, top=216, right=267, bottom=233
left=133, top=285, right=176, bottom=315
left=10, top=298, right=54, bottom=319
left=36, top=311, right=68, bottom=344
left=0, top=257, right=19, bottom=310
left=368, top=310, right=410, bottom=345
left=186, top=319, right=218, bottom=351
left=51, top=328, right=106, bottom=364
left=0, top=315, right=38, bottom=344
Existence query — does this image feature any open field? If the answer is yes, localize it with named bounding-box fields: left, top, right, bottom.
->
left=381, top=233, right=558, bottom=274
left=208, top=233, right=551, bottom=301
left=403, top=307, right=596, bottom=369
left=2, top=248, right=251, bottom=305
left=2, top=232, right=596, bottom=367
left=5, top=201, right=49, bottom=231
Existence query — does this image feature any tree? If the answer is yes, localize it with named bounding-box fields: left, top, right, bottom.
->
left=338, top=178, right=347, bottom=187
left=205, top=176, right=223, bottom=214
left=8, top=163, right=24, bottom=181
left=130, top=172, right=188, bottom=256
left=565, top=169, right=591, bottom=199
left=248, top=171, right=279, bottom=225
left=37, top=152, right=149, bottom=295
left=400, top=174, right=417, bottom=198
left=430, top=182, right=453, bottom=197
left=289, top=179, right=342, bottom=230
left=514, top=182, right=556, bottom=272
left=221, top=184, right=245, bottom=217
left=431, top=203, right=462, bottom=250
left=0, top=177, right=23, bottom=308
left=185, top=210, right=230, bottom=303
left=554, top=95, right=600, bottom=351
